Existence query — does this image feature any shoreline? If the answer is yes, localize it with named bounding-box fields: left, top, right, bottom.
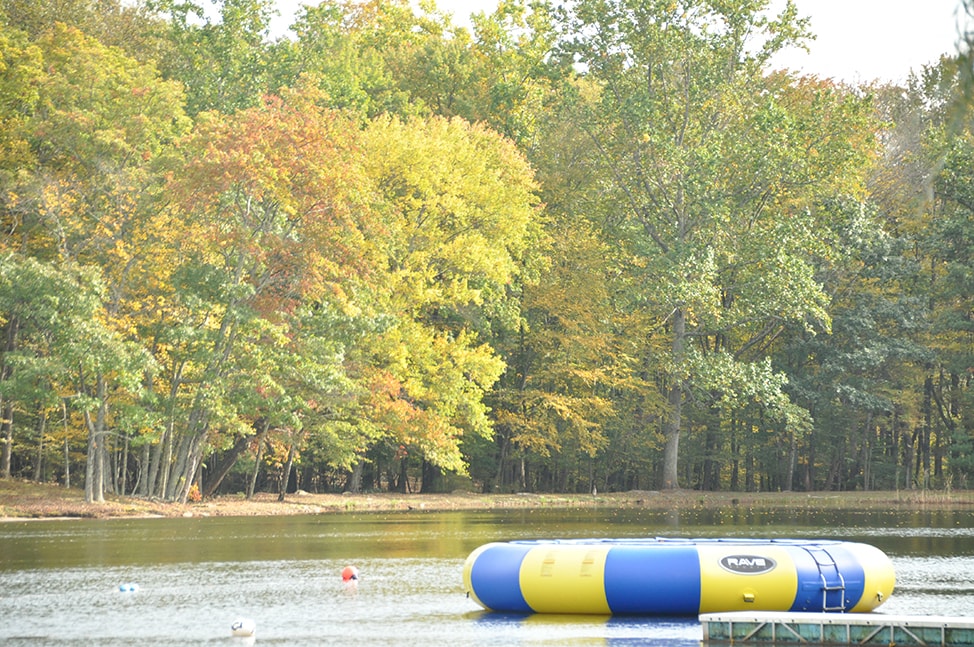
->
left=3, top=479, right=974, bottom=520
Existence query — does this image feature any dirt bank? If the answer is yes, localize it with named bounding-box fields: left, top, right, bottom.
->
left=2, top=479, right=973, bottom=520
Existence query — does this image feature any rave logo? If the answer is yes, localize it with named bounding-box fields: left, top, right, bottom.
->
left=719, top=555, right=777, bottom=574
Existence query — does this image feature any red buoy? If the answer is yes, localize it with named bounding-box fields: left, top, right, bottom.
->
left=341, top=565, right=359, bottom=582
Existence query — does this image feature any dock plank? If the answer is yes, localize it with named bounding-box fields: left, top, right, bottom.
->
left=701, top=611, right=974, bottom=646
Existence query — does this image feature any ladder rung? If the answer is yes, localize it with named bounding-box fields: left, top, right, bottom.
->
left=806, top=547, right=847, bottom=612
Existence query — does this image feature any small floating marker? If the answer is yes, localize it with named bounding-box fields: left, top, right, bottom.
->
left=230, top=617, right=256, bottom=637
left=341, top=564, right=360, bottom=596
left=118, top=583, right=140, bottom=593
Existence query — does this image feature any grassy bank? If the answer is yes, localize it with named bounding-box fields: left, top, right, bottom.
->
left=2, top=478, right=974, bottom=520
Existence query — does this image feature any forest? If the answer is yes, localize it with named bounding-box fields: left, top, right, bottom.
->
left=1, top=0, right=974, bottom=503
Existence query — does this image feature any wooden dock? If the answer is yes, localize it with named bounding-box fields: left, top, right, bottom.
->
left=700, top=611, right=974, bottom=646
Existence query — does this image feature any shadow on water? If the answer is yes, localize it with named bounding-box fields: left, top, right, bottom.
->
left=468, top=611, right=702, bottom=646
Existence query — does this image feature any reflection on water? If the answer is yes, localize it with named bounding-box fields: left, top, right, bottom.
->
left=0, top=506, right=972, bottom=645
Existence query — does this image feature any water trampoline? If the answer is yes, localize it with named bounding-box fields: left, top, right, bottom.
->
left=462, top=537, right=895, bottom=615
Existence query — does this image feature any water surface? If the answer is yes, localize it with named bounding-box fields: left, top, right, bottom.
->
left=1, top=506, right=972, bottom=645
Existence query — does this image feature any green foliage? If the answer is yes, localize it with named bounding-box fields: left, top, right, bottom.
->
left=270, top=0, right=462, bottom=119
left=546, top=0, right=877, bottom=488
left=1, top=0, right=170, bottom=63
left=149, top=0, right=274, bottom=115
left=0, top=24, right=41, bottom=176
left=0, top=257, right=103, bottom=401
left=4, top=0, right=974, bottom=497
left=358, top=113, right=541, bottom=473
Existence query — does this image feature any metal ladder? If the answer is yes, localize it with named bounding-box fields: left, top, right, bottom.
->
left=805, top=546, right=847, bottom=612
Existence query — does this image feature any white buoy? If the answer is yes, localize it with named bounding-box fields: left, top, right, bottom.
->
left=230, top=617, right=256, bottom=637
left=118, top=583, right=140, bottom=593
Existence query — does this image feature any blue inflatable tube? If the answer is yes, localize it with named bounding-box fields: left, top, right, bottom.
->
left=463, top=538, right=895, bottom=615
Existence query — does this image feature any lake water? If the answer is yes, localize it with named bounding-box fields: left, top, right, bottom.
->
left=1, top=505, right=973, bottom=645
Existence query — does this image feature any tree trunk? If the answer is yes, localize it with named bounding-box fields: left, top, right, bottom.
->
left=395, top=456, right=409, bottom=493
left=176, top=432, right=208, bottom=503
left=278, top=441, right=297, bottom=502
left=783, top=427, right=796, bottom=492
left=34, top=411, right=47, bottom=482
left=85, top=419, right=96, bottom=502
left=63, top=436, right=70, bottom=488
left=730, top=418, right=740, bottom=490
left=147, top=427, right=163, bottom=497
left=83, top=375, right=108, bottom=503
left=0, top=314, right=19, bottom=480
left=129, top=453, right=142, bottom=496
left=923, top=376, right=933, bottom=486
left=661, top=307, right=685, bottom=489
left=1, top=402, right=13, bottom=479
left=247, top=439, right=263, bottom=500
left=165, top=434, right=190, bottom=500
left=201, top=433, right=254, bottom=499
left=138, top=441, right=150, bottom=496
left=118, top=430, right=129, bottom=495
left=346, top=459, right=364, bottom=493
left=861, top=413, right=873, bottom=491
left=745, top=449, right=755, bottom=491
left=164, top=306, right=236, bottom=502
left=493, top=430, right=509, bottom=492
left=421, top=460, right=442, bottom=493
left=151, top=366, right=185, bottom=498
left=166, top=397, right=212, bottom=502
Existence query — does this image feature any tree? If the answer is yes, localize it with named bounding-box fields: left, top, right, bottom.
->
left=150, top=0, right=274, bottom=115
left=4, top=22, right=189, bottom=265
left=462, top=0, right=566, bottom=144
left=775, top=197, right=930, bottom=491
left=0, top=23, right=187, bottom=501
left=0, top=23, right=41, bottom=184
left=1, top=0, right=169, bottom=64
left=895, top=58, right=974, bottom=488
left=270, top=0, right=461, bottom=119
left=359, top=113, right=543, bottom=484
left=156, top=85, right=374, bottom=502
left=0, top=256, right=148, bottom=503
left=555, top=0, right=876, bottom=488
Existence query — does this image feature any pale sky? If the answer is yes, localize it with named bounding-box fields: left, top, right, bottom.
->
left=770, top=0, right=969, bottom=83
left=270, top=0, right=970, bottom=84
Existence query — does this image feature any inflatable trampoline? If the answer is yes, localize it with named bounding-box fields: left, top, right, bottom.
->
left=462, top=537, right=895, bottom=615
